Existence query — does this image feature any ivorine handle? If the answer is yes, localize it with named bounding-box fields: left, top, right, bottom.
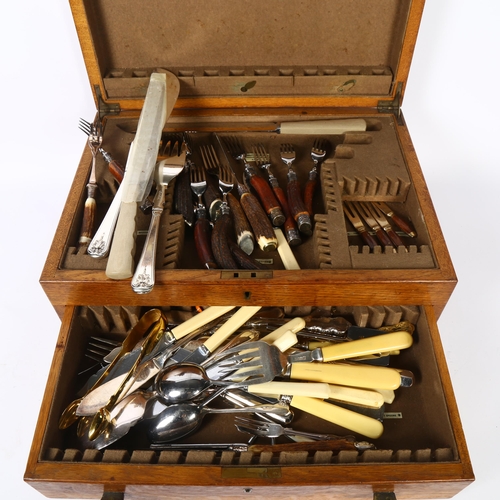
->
left=105, top=201, right=138, bottom=279
left=289, top=362, right=402, bottom=390
left=290, top=396, right=384, bottom=439
left=203, top=306, right=262, bottom=353
left=326, top=384, right=385, bottom=408
left=320, top=331, right=413, bottom=362
left=279, top=118, right=367, bottom=135
left=249, top=381, right=331, bottom=399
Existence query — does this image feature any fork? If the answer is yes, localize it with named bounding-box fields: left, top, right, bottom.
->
left=253, top=144, right=301, bottom=247
left=304, top=139, right=327, bottom=216
left=217, top=135, right=277, bottom=252
left=225, top=136, right=285, bottom=227
left=78, top=117, right=125, bottom=183
left=280, top=143, right=312, bottom=236
left=189, top=145, right=218, bottom=270
left=200, top=144, right=238, bottom=268
left=131, top=140, right=186, bottom=293
left=234, top=416, right=349, bottom=442
left=78, top=116, right=103, bottom=249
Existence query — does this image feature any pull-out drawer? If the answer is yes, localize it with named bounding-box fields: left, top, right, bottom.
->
left=25, top=304, right=473, bottom=499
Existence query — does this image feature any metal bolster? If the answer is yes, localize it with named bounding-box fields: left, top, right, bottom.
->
left=377, top=82, right=403, bottom=124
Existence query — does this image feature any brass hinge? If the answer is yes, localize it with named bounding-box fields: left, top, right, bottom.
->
left=94, top=85, right=121, bottom=117
left=377, top=82, right=403, bottom=123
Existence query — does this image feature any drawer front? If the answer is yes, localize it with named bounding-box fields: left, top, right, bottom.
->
left=25, top=304, right=473, bottom=499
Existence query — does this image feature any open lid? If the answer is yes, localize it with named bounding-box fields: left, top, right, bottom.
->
left=70, top=0, right=425, bottom=113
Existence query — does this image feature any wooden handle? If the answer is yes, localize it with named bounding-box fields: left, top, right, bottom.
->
left=270, top=182, right=301, bottom=246
left=375, top=228, right=393, bottom=247
left=239, top=191, right=278, bottom=251
left=327, top=384, right=385, bottom=408
left=105, top=201, right=138, bottom=279
left=386, top=228, right=405, bottom=247
left=108, top=159, right=125, bottom=183
left=289, top=362, right=402, bottom=390
left=78, top=184, right=97, bottom=248
left=248, top=174, right=285, bottom=226
left=249, top=381, right=331, bottom=399
left=227, top=192, right=254, bottom=255
left=359, top=229, right=378, bottom=249
left=211, top=213, right=238, bottom=269
left=389, top=213, right=416, bottom=237
left=320, top=331, right=413, bottom=362
left=303, top=172, right=317, bottom=217
left=287, top=173, right=312, bottom=236
left=194, top=218, right=218, bottom=269
left=280, top=118, right=367, bottom=135
left=203, top=306, right=261, bottom=353
left=171, top=306, right=235, bottom=340
left=290, top=396, right=384, bottom=439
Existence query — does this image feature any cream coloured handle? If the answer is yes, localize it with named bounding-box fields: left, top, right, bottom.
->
left=259, top=317, right=305, bottom=344
left=327, top=384, right=384, bottom=409
left=248, top=381, right=331, bottom=399
left=274, top=228, right=300, bottom=269
left=202, top=306, right=261, bottom=353
left=170, top=306, right=236, bottom=340
left=280, top=118, right=367, bottom=135
left=271, top=330, right=298, bottom=352
left=289, top=362, right=402, bottom=390
left=290, top=395, right=384, bottom=439
left=320, top=331, right=413, bottom=362
left=105, top=201, right=138, bottom=279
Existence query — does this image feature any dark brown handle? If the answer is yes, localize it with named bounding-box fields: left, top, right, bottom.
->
left=239, top=192, right=278, bottom=252
left=375, top=228, right=393, bottom=247
left=203, top=174, right=223, bottom=222
left=211, top=213, right=238, bottom=269
left=249, top=174, right=285, bottom=226
left=271, top=183, right=301, bottom=246
left=389, top=214, right=416, bottom=237
left=229, top=240, right=266, bottom=270
left=227, top=192, right=254, bottom=255
left=287, top=173, right=312, bottom=236
left=386, top=228, right=405, bottom=247
left=360, top=230, right=378, bottom=249
left=194, top=218, right=218, bottom=269
left=174, top=166, right=195, bottom=226
left=108, top=159, right=125, bottom=183
left=79, top=183, right=97, bottom=248
left=303, top=171, right=318, bottom=216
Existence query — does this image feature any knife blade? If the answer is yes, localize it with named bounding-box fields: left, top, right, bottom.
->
left=106, top=72, right=179, bottom=279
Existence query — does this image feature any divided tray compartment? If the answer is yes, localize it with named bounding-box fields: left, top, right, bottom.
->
left=25, top=304, right=473, bottom=499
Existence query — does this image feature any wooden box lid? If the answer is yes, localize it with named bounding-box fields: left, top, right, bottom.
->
left=70, top=0, right=425, bottom=112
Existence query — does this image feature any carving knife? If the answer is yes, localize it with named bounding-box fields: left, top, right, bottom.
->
left=106, top=72, right=179, bottom=279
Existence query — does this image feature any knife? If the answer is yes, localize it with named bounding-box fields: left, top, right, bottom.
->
left=371, top=201, right=416, bottom=238
left=354, top=202, right=394, bottom=247
left=343, top=201, right=378, bottom=249
left=106, top=72, right=179, bottom=279
left=368, top=202, right=406, bottom=246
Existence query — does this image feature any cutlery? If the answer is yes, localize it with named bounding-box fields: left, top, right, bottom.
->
left=354, top=202, right=394, bottom=247
left=372, top=201, right=416, bottom=237
left=368, top=203, right=407, bottom=246
left=215, top=134, right=278, bottom=252
left=225, top=136, right=285, bottom=227
left=189, top=145, right=218, bottom=269
left=252, top=144, right=301, bottom=247
left=343, top=201, right=378, bottom=248
left=78, top=115, right=102, bottom=249
left=106, top=72, right=177, bottom=279
left=280, top=143, right=312, bottom=236
left=131, top=140, right=186, bottom=294
left=304, top=139, right=327, bottom=216
left=78, top=117, right=125, bottom=183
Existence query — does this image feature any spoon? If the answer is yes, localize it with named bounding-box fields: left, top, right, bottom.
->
left=58, top=308, right=163, bottom=430
left=147, top=401, right=291, bottom=444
